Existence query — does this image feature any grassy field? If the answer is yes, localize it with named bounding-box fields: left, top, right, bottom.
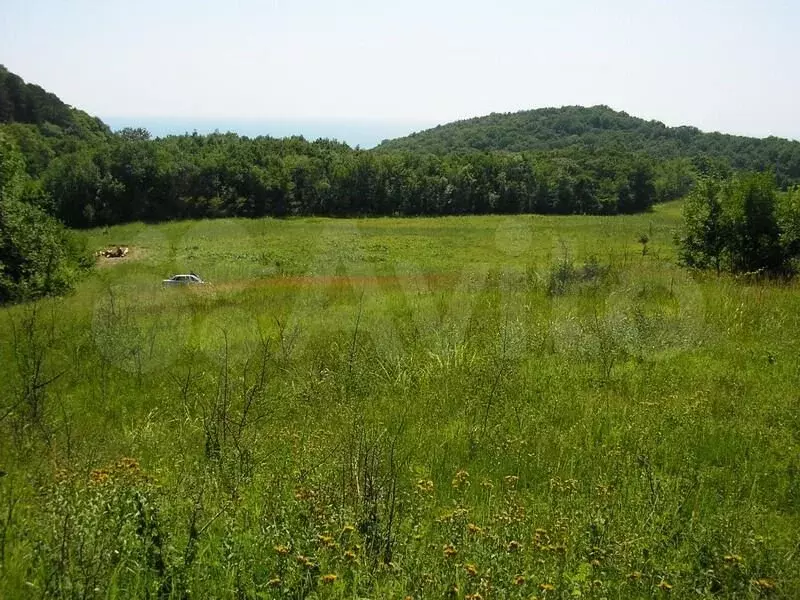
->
left=1, top=201, right=799, bottom=599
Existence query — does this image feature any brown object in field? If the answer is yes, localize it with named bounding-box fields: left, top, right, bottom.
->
left=97, top=246, right=130, bottom=259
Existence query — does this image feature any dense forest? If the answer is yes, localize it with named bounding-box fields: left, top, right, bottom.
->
left=0, top=66, right=699, bottom=228
left=377, top=105, right=800, bottom=189
left=0, top=65, right=796, bottom=232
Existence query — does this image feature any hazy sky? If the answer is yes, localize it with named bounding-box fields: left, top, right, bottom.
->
left=2, top=0, right=799, bottom=140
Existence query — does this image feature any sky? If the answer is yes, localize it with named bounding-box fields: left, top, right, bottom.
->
left=2, top=0, right=799, bottom=145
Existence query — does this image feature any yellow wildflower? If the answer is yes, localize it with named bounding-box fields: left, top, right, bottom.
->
left=321, top=573, right=337, bottom=584
left=755, top=578, right=776, bottom=591
left=416, top=479, right=434, bottom=493
left=723, top=554, right=743, bottom=564
left=452, top=470, right=470, bottom=489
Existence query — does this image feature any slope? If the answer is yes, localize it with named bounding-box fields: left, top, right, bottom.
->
left=376, top=105, right=800, bottom=187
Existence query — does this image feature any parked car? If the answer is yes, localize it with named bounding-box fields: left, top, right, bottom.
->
left=163, top=274, right=205, bottom=286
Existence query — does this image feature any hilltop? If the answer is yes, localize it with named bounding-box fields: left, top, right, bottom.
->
left=0, top=65, right=110, bottom=175
left=376, top=105, right=800, bottom=187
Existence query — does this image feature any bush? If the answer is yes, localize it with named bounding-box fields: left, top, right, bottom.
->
left=0, top=132, right=91, bottom=303
left=547, top=253, right=612, bottom=296
left=678, top=173, right=799, bottom=276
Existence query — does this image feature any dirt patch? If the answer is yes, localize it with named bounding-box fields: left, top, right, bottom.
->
left=96, top=246, right=143, bottom=268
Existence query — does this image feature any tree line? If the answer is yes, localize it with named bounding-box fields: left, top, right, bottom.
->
left=16, top=130, right=667, bottom=228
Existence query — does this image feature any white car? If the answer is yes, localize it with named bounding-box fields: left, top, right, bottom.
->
left=163, top=274, right=205, bottom=286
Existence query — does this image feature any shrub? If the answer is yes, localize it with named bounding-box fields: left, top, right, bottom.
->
left=678, top=173, right=799, bottom=276
left=0, top=132, right=91, bottom=303
left=547, top=253, right=611, bottom=296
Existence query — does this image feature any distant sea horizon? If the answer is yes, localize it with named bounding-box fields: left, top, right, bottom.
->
left=101, top=117, right=439, bottom=149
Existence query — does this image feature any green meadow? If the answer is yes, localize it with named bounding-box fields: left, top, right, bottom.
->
left=1, top=201, right=799, bottom=599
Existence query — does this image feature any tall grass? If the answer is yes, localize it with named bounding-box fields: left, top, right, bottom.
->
left=1, top=202, right=799, bottom=598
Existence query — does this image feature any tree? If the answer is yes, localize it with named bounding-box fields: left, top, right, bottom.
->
left=0, top=132, right=90, bottom=303
left=678, top=173, right=799, bottom=276
left=678, top=178, right=725, bottom=273
left=722, top=173, right=784, bottom=273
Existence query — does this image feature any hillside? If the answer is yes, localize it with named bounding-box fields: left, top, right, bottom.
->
left=376, top=105, right=800, bottom=187
left=0, top=65, right=110, bottom=175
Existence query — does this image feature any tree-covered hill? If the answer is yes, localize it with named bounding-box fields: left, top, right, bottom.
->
left=376, top=105, right=800, bottom=188
left=0, top=65, right=111, bottom=176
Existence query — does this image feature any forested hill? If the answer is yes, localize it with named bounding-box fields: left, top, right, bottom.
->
left=0, top=65, right=110, bottom=174
left=376, top=105, right=800, bottom=187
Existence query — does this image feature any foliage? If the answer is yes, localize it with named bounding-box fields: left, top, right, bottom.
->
left=0, top=66, right=662, bottom=225
left=0, top=132, right=91, bottom=303
left=0, top=64, right=109, bottom=140
left=31, top=135, right=663, bottom=227
left=679, top=173, right=799, bottom=275
left=377, top=105, right=800, bottom=189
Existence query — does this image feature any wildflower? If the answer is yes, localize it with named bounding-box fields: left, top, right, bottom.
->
left=540, top=583, right=555, bottom=591
left=296, top=554, right=317, bottom=569
left=416, top=479, right=434, bottom=493
left=754, top=578, right=776, bottom=591
left=507, top=540, right=521, bottom=552
left=117, top=457, right=140, bottom=471
left=657, top=580, right=673, bottom=592
left=89, top=469, right=110, bottom=484
left=274, top=545, right=290, bottom=556
left=464, top=563, right=478, bottom=576
left=504, top=475, right=519, bottom=488
left=294, top=487, right=314, bottom=501
left=480, top=479, right=494, bottom=490
left=268, top=577, right=281, bottom=588
left=443, top=543, right=458, bottom=558
left=321, top=573, right=338, bottom=584
left=342, top=524, right=355, bottom=534
left=513, top=574, right=526, bottom=586
left=591, top=559, right=601, bottom=567
left=317, top=534, right=335, bottom=548
left=344, top=550, right=357, bottom=561
left=628, top=571, right=642, bottom=581
left=467, top=523, right=483, bottom=535
left=452, top=470, right=470, bottom=489
left=723, top=554, right=743, bottom=564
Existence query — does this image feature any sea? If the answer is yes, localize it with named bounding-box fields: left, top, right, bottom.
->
left=101, top=117, right=437, bottom=149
